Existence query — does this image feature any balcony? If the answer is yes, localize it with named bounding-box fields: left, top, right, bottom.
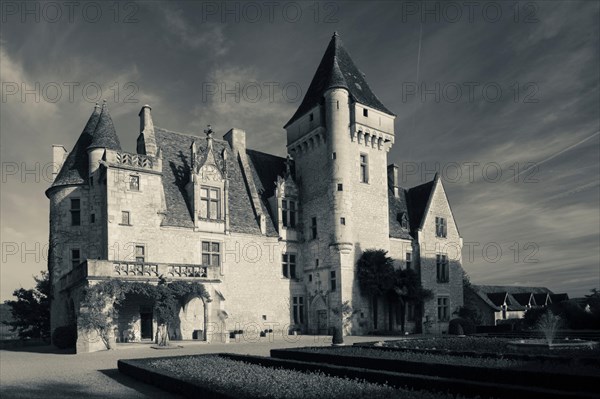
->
left=59, top=259, right=220, bottom=291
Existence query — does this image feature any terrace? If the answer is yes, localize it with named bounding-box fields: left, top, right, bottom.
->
left=59, top=259, right=221, bottom=291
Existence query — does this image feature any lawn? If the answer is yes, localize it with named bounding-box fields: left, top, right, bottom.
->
left=144, top=355, right=468, bottom=399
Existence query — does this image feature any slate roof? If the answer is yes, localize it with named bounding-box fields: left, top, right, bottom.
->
left=473, top=285, right=554, bottom=311
left=284, top=32, right=394, bottom=128
left=550, top=293, right=569, bottom=303
left=511, top=293, right=534, bottom=307
left=154, top=127, right=281, bottom=236
left=88, top=104, right=122, bottom=151
left=405, top=178, right=436, bottom=236
left=533, top=293, right=550, bottom=305
left=48, top=105, right=101, bottom=192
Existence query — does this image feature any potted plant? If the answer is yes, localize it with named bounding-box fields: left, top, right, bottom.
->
left=332, top=326, right=344, bottom=346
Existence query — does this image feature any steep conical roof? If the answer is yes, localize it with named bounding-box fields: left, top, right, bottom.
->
left=48, top=104, right=101, bottom=191
left=88, top=101, right=122, bottom=151
left=284, top=32, right=394, bottom=128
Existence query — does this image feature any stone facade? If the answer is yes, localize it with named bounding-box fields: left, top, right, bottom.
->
left=46, top=34, right=465, bottom=352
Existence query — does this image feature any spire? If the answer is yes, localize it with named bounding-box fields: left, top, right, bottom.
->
left=47, top=104, right=102, bottom=193
left=88, top=100, right=122, bottom=151
left=284, top=32, right=394, bottom=128
left=204, top=124, right=214, bottom=149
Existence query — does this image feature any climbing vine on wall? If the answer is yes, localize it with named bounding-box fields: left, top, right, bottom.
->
left=78, top=277, right=210, bottom=349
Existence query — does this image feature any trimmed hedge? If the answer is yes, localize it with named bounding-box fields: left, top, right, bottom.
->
left=52, top=324, right=77, bottom=349
left=270, top=347, right=599, bottom=393
left=448, top=318, right=475, bottom=335
left=119, top=354, right=463, bottom=399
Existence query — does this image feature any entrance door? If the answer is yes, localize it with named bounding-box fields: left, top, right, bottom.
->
left=317, top=310, right=327, bottom=334
left=140, top=312, right=153, bottom=340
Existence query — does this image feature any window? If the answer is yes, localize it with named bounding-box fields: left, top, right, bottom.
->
left=90, top=176, right=93, bottom=187
left=360, top=154, right=369, bottom=183
left=330, top=270, right=337, bottom=292
left=121, top=211, right=130, bottom=225
left=337, top=183, right=343, bottom=191
left=70, top=198, right=80, bottom=226
left=311, top=217, right=318, bottom=239
left=332, top=152, right=336, bottom=160
left=282, top=253, right=296, bottom=279
left=363, top=108, right=368, bottom=117
left=406, top=252, right=412, bottom=269
left=292, top=296, right=305, bottom=324
left=71, top=248, right=81, bottom=268
left=129, top=175, right=140, bottom=191
left=90, top=214, right=95, bottom=224
left=340, top=217, right=346, bottom=225
left=309, top=113, right=314, bottom=121
left=315, top=259, right=319, bottom=267
left=135, top=245, right=145, bottom=262
left=436, top=254, right=449, bottom=283
left=282, top=199, right=297, bottom=228
left=437, top=297, right=450, bottom=321
left=308, top=274, right=313, bottom=282
left=202, top=241, right=221, bottom=266
left=200, top=187, right=221, bottom=220
left=435, top=217, right=447, bottom=238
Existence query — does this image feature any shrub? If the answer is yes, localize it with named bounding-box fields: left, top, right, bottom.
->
left=448, top=318, right=475, bottom=335
left=52, top=324, right=77, bottom=349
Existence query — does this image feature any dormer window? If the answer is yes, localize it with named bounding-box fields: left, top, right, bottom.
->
left=282, top=199, right=297, bottom=228
left=200, top=187, right=221, bottom=220
left=398, top=212, right=408, bottom=229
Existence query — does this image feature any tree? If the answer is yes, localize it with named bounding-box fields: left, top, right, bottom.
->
left=393, top=268, right=433, bottom=332
left=454, top=271, right=483, bottom=325
left=356, top=249, right=395, bottom=330
left=3, top=271, right=51, bottom=340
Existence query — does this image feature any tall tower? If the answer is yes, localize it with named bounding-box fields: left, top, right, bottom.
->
left=285, top=33, right=396, bottom=334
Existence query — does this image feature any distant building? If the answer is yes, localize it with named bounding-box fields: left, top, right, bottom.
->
left=46, top=33, right=464, bottom=352
left=471, top=285, right=569, bottom=325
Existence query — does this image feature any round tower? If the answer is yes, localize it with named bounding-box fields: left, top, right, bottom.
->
left=325, top=87, right=353, bottom=251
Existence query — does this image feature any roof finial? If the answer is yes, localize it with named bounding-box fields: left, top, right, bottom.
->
left=101, top=99, right=107, bottom=110
left=94, top=102, right=100, bottom=109
left=204, top=124, right=214, bottom=148
left=333, top=31, right=339, bottom=38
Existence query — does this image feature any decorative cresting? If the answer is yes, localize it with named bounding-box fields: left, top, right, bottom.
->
left=116, top=152, right=154, bottom=168
left=113, top=262, right=159, bottom=276
left=351, top=124, right=394, bottom=152
left=190, top=125, right=227, bottom=181
left=167, top=265, right=208, bottom=278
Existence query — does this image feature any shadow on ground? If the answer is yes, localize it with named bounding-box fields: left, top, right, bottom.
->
left=98, top=369, right=183, bottom=398
left=0, top=343, right=75, bottom=354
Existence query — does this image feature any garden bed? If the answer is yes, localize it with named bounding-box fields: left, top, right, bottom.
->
left=118, top=354, right=469, bottom=399
left=270, top=346, right=599, bottom=396
left=358, top=336, right=600, bottom=364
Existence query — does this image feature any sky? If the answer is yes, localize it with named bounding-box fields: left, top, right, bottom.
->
left=1, top=0, right=599, bottom=300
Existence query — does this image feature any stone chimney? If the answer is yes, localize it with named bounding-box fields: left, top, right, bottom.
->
left=51, top=145, right=68, bottom=181
left=137, top=105, right=157, bottom=156
left=387, top=164, right=399, bottom=197
left=223, top=128, right=246, bottom=155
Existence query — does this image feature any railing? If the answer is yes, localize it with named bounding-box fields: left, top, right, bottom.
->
left=116, top=152, right=153, bottom=168
left=59, top=259, right=219, bottom=290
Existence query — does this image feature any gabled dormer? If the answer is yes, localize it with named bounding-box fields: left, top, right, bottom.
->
left=186, top=126, right=229, bottom=233
left=269, top=157, right=299, bottom=241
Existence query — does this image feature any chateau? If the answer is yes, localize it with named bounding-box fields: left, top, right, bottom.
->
left=46, top=33, right=464, bottom=352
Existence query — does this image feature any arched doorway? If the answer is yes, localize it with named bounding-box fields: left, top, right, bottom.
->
left=179, top=296, right=207, bottom=340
